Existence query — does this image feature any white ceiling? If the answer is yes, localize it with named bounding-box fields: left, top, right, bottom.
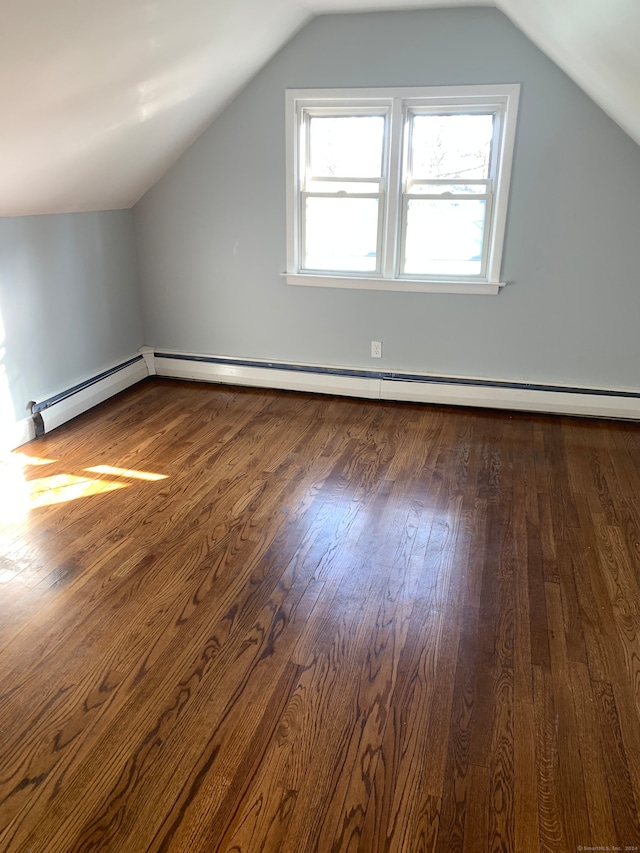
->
left=2, top=0, right=639, bottom=217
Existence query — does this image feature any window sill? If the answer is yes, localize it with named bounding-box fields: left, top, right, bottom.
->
left=283, top=273, right=504, bottom=295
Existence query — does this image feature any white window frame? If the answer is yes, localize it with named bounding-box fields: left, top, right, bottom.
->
left=285, top=85, right=520, bottom=295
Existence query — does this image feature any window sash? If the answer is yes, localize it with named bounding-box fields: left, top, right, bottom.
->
left=303, top=176, right=384, bottom=190
left=300, top=194, right=386, bottom=275
left=403, top=107, right=499, bottom=185
left=406, top=178, right=492, bottom=192
left=298, top=106, right=390, bottom=276
left=399, top=108, right=498, bottom=280
left=301, top=107, right=389, bottom=182
left=398, top=193, right=494, bottom=280
left=302, top=192, right=383, bottom=200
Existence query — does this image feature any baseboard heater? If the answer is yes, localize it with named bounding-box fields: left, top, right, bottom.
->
left=153, top=350, right=640, bottom=421
left=30, top=355, right=148, bottom=437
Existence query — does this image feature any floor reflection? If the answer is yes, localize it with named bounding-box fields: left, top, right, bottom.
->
left=0, top=451, right=168, bottom=586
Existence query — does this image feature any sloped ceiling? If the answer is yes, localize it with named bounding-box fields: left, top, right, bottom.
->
left=1, top=0, right=639, bottom=217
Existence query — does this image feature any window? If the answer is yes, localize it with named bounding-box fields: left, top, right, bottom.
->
left=285, top=85, right=520, bottom=295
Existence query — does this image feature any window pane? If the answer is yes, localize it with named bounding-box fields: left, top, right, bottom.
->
left=410, top=114, right=494, bottom=180
left=304, top=197, right=379, bottom=272
left=309, top=116, right=385, bottom=178
left=403, top=198, right=485, bottom=276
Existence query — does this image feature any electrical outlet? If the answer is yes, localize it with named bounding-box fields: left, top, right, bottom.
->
left=371, top=340, right=382, bottom=358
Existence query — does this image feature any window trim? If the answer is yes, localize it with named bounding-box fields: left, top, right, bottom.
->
left=285, top=84, right=520, bottom=295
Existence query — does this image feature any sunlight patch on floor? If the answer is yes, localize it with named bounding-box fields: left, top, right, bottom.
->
left=0, top=454, right=31, bottom=522
left=0, top=568, right=20, bottom=583
left=11, top=453, right=57, bottom=467
left=85, top=465, right=167, bottom=481
left=0, top=453, right=135, bottom=519
left=27, top=474, right=128, bottom=509
left=0, top=451, right=168, bottom=535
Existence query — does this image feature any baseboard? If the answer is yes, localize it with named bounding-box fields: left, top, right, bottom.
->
left=10, top=349, right=637, bottom=448
left=3, top=416, right=35, bottom=452
left=29, top=354, right=149, bottom=439
left=151, top=349, right=640, bottom=421
left=380, top=379, right=640, bottom=419
left=154, top=353, right=379, bottom=399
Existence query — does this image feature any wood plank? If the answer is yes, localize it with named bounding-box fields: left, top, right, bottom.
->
left=593, top=679, right=640, bottom=845
left=544, top=581, right=591, bottom=850
left=569, top=664, right=617, bottom=845
left=533, top=664, right=566, bottom=852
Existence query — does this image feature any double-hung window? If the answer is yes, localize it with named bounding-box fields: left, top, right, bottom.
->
left=285, top=85, right=519, bottom=294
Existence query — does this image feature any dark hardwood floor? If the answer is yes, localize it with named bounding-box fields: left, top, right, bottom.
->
left=1, top=378, right=640, bottom=851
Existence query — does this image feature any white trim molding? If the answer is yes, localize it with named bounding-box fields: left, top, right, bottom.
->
left=283, top=273, right=504, bottom=295
left=379, top=379, right=640, bottom=420
left=151, top=350, right=640, bottom=421
left=27, top=354, right=149, bottom=442
left=3, top=417, right=35, bottom=452
left=155, top=352, right=379, bottom=399
left=10, top=348, right=640, bottom=451
left=139, top=345, right=157, bottom=376
left=285, top=84, right=520, bottom=295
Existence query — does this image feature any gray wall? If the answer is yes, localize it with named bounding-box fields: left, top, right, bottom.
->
left=134, top=7, right=640, bottom=390
left=0, top=210, right=143, bottom=424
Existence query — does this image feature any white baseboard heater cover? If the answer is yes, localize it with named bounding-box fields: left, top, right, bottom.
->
left=152, top=350, right=640, bottom=421
left=31, top=355, right=148, bottom=437
left=17, top=349, right=640, bottom=450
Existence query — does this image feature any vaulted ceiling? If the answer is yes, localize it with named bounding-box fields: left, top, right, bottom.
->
left=2, top=0, right=639, bottom=217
